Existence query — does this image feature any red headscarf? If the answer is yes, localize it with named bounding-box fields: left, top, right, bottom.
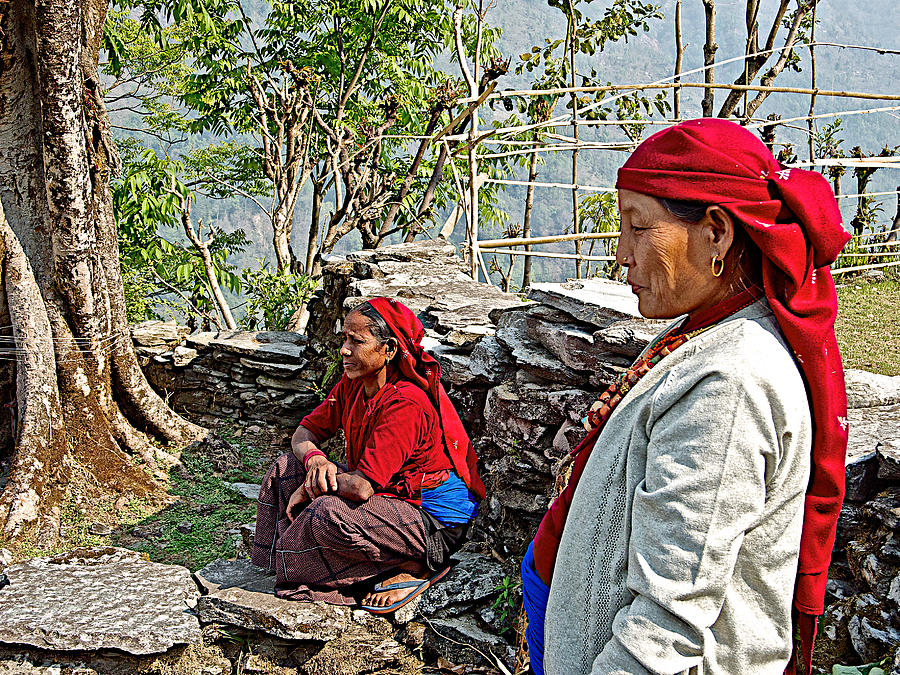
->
left=367, top=297, right=487, bottom=501
left=615, top=118, right=850, bottom=674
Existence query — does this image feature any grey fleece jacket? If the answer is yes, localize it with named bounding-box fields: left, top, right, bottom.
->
left=543, top=299, right=812, bottom=675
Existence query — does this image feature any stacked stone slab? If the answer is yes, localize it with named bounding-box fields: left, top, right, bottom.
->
left=0, top=547, right=506, bottom=674
left=815, top=370, right=900, bottom=670
left=135, top=323, right=320, bottom=428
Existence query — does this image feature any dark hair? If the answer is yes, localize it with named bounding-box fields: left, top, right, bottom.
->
left=658, top=198, right=762, bottom=289
left=348, top=302, right=397, bottom=352
left=658, top=198, right=709, bottom=224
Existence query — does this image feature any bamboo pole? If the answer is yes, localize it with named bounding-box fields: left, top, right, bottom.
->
left=468, top=81, right=900, bottom=102
left=446, top=103, right=900, bottom=144
left=852, top=227, right=900, bottom=240
left=478, top=231, right=621, bottom=248
left=674, top=0, right=683, bottom=119
left=568, top=0, right=582, bottom=279
left=838, top=251, right=900, bottom=258
left=483, top=178, right=616, bottom=192
left=807, top=0, right=818, bottom=161
left=838, top=190, right=900, bottom=200
left=488, top=248, right=615, bottom=262
left=832, top=260, right=900, bottom=275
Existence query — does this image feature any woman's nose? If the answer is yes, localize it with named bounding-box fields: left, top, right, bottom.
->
left=615, top=237, right=631, bottom=266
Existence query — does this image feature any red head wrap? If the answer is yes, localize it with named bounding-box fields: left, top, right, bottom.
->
left=366, top=297, right=486, bottom=501
left=616, top=118, right=850, bottom=673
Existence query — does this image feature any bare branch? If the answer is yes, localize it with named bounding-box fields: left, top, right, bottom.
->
left=338, top=0, right=393, bottom=111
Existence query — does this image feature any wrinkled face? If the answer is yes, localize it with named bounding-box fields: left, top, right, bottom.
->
left=339, top=312, right=392, bottom=381
left=616, top=189, right=724, bottom=319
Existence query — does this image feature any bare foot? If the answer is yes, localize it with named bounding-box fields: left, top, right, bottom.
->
left=362, top=571, right=427, bottom=608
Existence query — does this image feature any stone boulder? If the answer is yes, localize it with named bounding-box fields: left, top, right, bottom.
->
left=527, top=279, right=643, bottom=327
left=0, top=548, right=200, bottom=655
left=194, top=559, right=355, bottom=642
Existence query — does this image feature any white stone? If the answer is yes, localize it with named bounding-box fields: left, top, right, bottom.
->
left=0, top=547, right=200, bottom=654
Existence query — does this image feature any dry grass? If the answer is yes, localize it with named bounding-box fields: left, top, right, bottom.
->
left=835, top=276, right=900, bottom=376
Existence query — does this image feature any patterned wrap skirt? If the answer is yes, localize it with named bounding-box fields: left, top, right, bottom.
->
left=252, top=452, right=439, bottom=605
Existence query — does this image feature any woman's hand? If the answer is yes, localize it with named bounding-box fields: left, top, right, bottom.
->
left=305, top=454, right=339, bottom=498
left=286, top=484, right=310, bottom=522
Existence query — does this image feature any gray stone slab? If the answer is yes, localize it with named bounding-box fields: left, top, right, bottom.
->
left=227, top=482, right=262, bottom=500
left=238, top=357, right=306, bottom=376
left=255, top=374, right=312, bottom=392
left=527, top=279, right=643, bottom=328
left=131, top=321, right=190, bottom=347
left=593, top=318, right=668, bottom=359
left=194, top=559, right=352, bottom=641
left=185, top=331, right=218, bottom=349
left=469, top=336, right=514, bottom=383
left=496, top=313, right=585, bottom=386
left=848, top=404, right=900, bottom=461
left=416, top=553, right=505, bottom=616
left=0, top=547, right=200, bottom=655
left=431, top=345, right=479, bottom=386
left=209, top=333, right=307, bottom=362
left=846, top=369, right=900, bottom=409
left=172, top=345, right=198, bottom=367
left=877, top=439, right=900, bottom=480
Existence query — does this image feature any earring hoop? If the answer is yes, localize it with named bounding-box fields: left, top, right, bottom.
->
left=711, top=255, right=725, bottom=278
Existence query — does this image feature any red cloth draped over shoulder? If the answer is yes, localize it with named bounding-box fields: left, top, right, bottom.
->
left=368, top=297, right=487, bottom=501
left=533, top=118, right=850, bottom=674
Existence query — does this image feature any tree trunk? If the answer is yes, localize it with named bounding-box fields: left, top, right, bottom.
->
left=521, top=143, right=539, bottom=290
left=0, top=0, right=203, bottom=543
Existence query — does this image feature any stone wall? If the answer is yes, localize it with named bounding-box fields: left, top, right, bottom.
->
left=134, top=323, right=320, bottom=429
left=136, top=240, right=900, bottom=667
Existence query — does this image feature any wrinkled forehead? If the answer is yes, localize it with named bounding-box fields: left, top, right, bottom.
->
left=342, top=311, right=375, bottom=337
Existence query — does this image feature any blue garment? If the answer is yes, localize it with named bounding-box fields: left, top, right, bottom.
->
left=420, top=472, right=479, bottom=526
left=521, top=541, right=549, bottom=675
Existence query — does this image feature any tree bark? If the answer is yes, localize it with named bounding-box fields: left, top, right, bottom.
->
left=0, top=0, right=203, bottom=542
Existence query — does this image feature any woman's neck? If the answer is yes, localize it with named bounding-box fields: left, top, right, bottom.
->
left=362, top=362, right=391, bottom=398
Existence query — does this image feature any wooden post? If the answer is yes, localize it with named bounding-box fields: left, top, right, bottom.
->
left=674, top=0, right=683, bottom=119
left=701, top=0, right=717, bottom=117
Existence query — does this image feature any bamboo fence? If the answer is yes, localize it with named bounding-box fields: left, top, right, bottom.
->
left=427, top=37, right=900, bottom=285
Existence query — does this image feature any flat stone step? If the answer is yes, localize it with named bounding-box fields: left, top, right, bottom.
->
left=0, top=547, right=200, bottom=655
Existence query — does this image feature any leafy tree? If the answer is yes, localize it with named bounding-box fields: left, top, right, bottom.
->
left=112, top=140, right=247, bottom=330
left=239, top=262, right=317, bottom=331
left=107, top=0, right=500, bottom=276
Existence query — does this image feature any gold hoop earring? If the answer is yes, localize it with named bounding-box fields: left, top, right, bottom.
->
left=711, top=255, right=724, bottom=278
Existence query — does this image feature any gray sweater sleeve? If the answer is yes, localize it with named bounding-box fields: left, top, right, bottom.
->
left=591, top=359, right=789, bottom=674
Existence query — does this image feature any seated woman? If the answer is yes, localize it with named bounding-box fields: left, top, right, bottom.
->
left=522, top=119, right=850, bottom=674
left=252, top=297, right=485, bottom=613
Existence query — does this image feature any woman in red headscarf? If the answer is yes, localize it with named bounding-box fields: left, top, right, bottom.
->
left=522, top=119, right=849, bottom=675
left=252, top=298, right=485, bottom=613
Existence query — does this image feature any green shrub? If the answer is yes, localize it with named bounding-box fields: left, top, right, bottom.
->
left=239, top=261, right=317, bottom=331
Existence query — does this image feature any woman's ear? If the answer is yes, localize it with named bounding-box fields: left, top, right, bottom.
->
left=703, top=205, right=735, bottom=258
left=383, top=337, right=399, bottom=361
